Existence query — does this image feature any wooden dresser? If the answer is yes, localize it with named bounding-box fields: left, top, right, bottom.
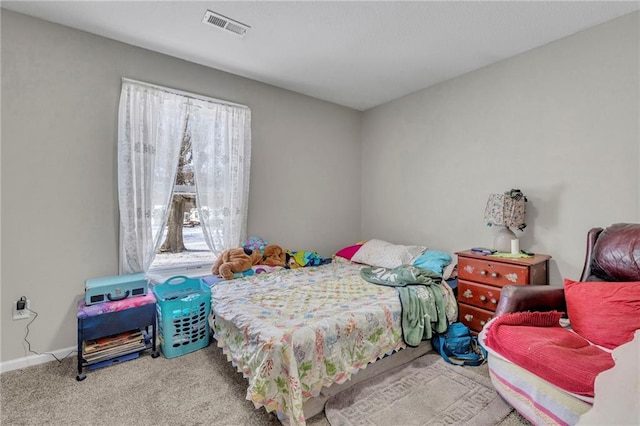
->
left=455, top=250, right=551, bottom=332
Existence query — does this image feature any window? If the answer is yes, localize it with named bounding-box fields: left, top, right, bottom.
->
left=117, top=79, right=251, bottom=278
left=149, top=121, right=215, bottom=274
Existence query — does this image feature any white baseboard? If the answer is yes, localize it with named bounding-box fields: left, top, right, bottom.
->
left=0, top=346, right=76, bottom=373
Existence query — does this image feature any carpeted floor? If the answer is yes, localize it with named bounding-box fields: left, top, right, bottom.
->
left=1, top=344, right=531, bottom=425
left=325, top=354, right=512, bottom=425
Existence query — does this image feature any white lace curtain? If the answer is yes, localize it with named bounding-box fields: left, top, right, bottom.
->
left=118, top=81, right=186, bottom=274
left=189, top=99, right=251, bottom=254
left=118, top=79, right=251, bottom=274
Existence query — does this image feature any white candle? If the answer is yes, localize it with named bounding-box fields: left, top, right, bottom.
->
left=511, top=239, right=520, bottom=255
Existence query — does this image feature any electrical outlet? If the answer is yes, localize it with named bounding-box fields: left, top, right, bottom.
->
left=12, top=299, right=31, bottom=320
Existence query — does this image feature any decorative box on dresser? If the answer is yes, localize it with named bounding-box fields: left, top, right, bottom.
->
left=455, top=250, right=551, bottom=332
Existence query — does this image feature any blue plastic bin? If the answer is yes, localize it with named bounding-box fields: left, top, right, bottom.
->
left=152, top=276, right=211, bottom=359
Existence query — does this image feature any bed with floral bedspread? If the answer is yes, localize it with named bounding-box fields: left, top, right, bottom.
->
left=210, top=261, right=454, bottom=425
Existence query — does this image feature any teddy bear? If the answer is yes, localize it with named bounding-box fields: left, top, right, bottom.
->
left=212, top=247, right=263, bottom=280
left=261, top=244, right=288, bottom=268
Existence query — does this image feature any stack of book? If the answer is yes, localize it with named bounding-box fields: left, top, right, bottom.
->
left=82, top=329, right=147, bottom=364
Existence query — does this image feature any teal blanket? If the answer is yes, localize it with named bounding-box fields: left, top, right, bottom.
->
left=360, top=265, right=448, bottom=346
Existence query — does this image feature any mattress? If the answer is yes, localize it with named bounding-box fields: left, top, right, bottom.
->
left=210, top=261, right=410, bottom=424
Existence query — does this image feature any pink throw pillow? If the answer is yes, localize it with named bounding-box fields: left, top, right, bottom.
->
left=564, top=279, right=640, bottom=349
left=334, top=244, right=363, bottom=261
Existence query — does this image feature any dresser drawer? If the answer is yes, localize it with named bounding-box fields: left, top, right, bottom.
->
left=458, top=303, right=494, bottom=333
left=458, top=280, right=503, bottom=311
left=458, top=257, right=529, bottom=287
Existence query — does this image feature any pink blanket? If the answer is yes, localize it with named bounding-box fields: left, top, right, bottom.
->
left=483, top=311, right=614, bottom=397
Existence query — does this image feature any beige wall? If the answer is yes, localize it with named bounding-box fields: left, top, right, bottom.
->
left=2, top=9, right=639, bottom=365
left=1, top=11, right=362, bottom=362
left=361, top=12, right=639, bottom=284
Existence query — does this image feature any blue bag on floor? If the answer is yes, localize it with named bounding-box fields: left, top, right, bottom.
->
left=432, top=322, right=487, bottom=366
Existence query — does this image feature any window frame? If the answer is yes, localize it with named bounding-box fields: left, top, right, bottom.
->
left=117, top=78, right=251, bottom=279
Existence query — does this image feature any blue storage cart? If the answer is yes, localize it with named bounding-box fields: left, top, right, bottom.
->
left=152, top=276, right=211, bottom=358
left=76, top=292, right=159, bottom=381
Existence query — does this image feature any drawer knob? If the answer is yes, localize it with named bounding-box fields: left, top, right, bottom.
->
left=491, top=272, right=498, bottom=278
left=464, top=314, right=473, bottom=322
left=491, top=298, right=498, bottom=305
left=479, top=295, right=487, bottom=302
left=480, top=320, right=486, bottom=326
left=463, top=289, right=473, bottom=299
left=479, top=270, right=487, bottom=276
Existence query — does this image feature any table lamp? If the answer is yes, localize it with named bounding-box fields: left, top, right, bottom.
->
left=484, top=189, right=527, bottom=253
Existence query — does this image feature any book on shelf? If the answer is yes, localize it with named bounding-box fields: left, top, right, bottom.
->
left=83, top=329, right=143, bottom=354
left=83, top=340, right=147, bottom=363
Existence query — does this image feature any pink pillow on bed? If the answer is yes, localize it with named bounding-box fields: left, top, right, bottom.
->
left=335, top=244, right=363, bottom=260
left=564, top=279, right=640, bottom=349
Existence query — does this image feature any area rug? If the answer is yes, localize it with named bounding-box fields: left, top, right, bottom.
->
left=325, top=354, right=512, bottom=426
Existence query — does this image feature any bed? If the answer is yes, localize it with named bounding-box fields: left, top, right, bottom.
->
left=209, top=242, right=457, bottom=425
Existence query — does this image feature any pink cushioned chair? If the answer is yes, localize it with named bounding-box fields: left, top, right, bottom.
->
left=479, top=223, right=640, bottom=425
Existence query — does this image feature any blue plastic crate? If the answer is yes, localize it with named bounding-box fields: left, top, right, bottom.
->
left=152, top=276, right=211, bottom=359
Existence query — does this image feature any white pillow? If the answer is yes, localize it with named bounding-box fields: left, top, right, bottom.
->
left=351, top=239, right=427, bottom=268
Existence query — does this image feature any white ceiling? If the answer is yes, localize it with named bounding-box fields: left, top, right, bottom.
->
left=2, top=1, right=639, bottom=110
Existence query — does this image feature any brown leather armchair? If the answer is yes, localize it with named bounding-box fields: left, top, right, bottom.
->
left=494, top=223, right=640, bottom=317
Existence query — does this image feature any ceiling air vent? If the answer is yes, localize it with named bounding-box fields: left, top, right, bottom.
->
left=202, top=10, right=250, bottom=37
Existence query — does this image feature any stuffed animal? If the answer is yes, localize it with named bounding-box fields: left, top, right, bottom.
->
left=242, top=236, right=268, bottom=253
left=248, top=249, right=263, bottom=266
left=286, top=251, right=301, bottom=269
left=212, top=248, right=263, bottom=280
left=261, top=244, right=288, bottom=268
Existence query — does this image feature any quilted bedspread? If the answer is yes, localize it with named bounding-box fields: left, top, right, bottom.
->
left=210, top=261, right=407, bottom=425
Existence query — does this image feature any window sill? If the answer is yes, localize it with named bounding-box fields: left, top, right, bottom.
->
left=146, top=263, right=213, bottom=284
